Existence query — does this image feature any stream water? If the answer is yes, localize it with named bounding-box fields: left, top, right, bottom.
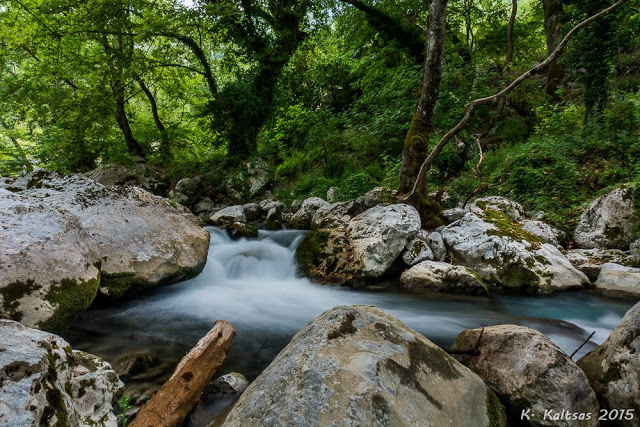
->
left=64, top=227, right=635, bottom=422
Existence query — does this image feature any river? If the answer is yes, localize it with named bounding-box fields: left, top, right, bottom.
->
left=63, top=227, right=635, bottom=421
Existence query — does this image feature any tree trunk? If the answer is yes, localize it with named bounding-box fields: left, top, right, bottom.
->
left=137, top=78, right=170, bottom=156
left=115, top=92, right=146, bottom=159
left=130, top=320, right=236, bottom=427
left=398, top=0, right=448, bottom=196
left=1, top=121, right=33, bottom=172
left=542, top=0, right=564, bottom=97
left=497, top=0, right=517, bottom=116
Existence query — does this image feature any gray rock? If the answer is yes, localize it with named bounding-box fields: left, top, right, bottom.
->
left=1, top=171, right=209, bottom=330
left=289, top=199, right=303, bottom=213
left=210, top=205, right=246, bottom=225
left=219, top=306, right=506, bottom=427
left=84, top=163, right=169, bottom=196
left=401, top=231, right=435, bottom=266
left=441, top=210, right=588, bottom=293
left=205, top=372, right=249, bottom=399
left=400, top=261, right=486, bottom=293
left=521, top=220, right=565, bottom=246
left=193, top=198, right=215, bottom=214
left=469, top=196, right=525, bottom=221
left=442, top=207, right=465, bottom=222
left=223, top=159, right=270, bottom=202
left=452, top=325, right=599, bottom=427
left=574, top=186, right=638, bottom=250
left=594, top=263, right=640, bottom=298
left=426, top=231, right=448, bottom=261
left=326, top=186, right=337, bottom=203
left=631, top=238, right=640, bottom=258
left=242, top=202, right=260, bottom=221
left=289, top=197, right=329, bottom=229
left=169, top=190, right=189, bottom=206
left=113, top=353, right=161, bottom=378
left=0, top=319, right=123, bottom=427
left=578, top=302, right=640, bottom=426
left=362, top=186, right=397, bottom=208
left=311, top=201, right=360, bottom=229
left=297, top=204, right=421, bottom=284
left=565, top=249, right=638, bottom=282
left=175, top=176, right=201, bottom=199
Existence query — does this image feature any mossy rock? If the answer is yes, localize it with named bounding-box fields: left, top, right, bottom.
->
left=295, top=229, right=362, bottom=285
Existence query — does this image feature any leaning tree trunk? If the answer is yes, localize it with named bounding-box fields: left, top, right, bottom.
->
left=398, top=0, right=448, bottom=198
left=543, top=0, right=565, bottom=97
left=496, top=0, right=518, bottom=116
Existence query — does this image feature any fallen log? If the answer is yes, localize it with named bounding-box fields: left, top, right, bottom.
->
left=130, top=320, right=236, bottom=427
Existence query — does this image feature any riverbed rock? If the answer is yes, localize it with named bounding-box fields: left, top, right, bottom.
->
left=0, top=319, right=123, bottom=427
left=470, top=196, right=525, bottom=221
left=401, top=230, right=434, bottom=266
left=594, top=263, right=640, bottom=298
left=452, top=325, right=599, bottom=427
left=204, top=372, right=249, bottom=400
left=113, top=353, right=161, bottom=379
left=242, top=202, right=260, bottom=221
left=362, top=186, right=396, bottom=208
left=210, top=205, right=246, bottom=225
left=631, top=238, right=640, bottom=258
left=521, top=220, right=564, bottom=246
left=578, top=303, right=639, bottom=426
left=0, top=189, right=101, bottom=332
left=426, top=231, right=448, bottom=261
left=574, top=186, right=638, bottom=250
left=400, top=261, right=486, bottom=293
left=442, top=207, right=465, bottom=222
left=2, top=171, right=210, bottom=326
left=440, top=207, right=588, bottom=293
left=219, top=306, right=506, bottom=427
left=84, top=163, right=169, bottom=196
left=193, top=198, right=216, bottom=215
left=289, top=197, right=329, bottom=229
left=311, top=201, right=363, bottom=229
left=566, top=249, right=639, bottom=282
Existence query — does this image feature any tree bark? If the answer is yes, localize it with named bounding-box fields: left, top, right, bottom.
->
left=403, top=0, right=629, bottom=202
left=497, top=0, right=517, bottom=116
left=398, top=0, right=448, bottom=196
left=130, top=320, right=236, bottom=427
left=542, top=0, right=565, bottom=97
left=0, top=121, right=33, bottom=172
left=136, top=77, right=170, bottom=155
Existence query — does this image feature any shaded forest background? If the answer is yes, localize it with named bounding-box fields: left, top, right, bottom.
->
left=1, top=0, right=639, bottom=231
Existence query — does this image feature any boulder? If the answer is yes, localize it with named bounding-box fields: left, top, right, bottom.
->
left=311, top=201, right=362, bottom=229
left=193, top=198, right=216, bottom=215
left=289, top=197, right=329, bottom=229
left=521, top=220, right=564, bottom=246
left=113, top=353, right=161, bottom=379
left=242, top=202, right=260, bottom=221
left=1, top=171, right=210, bottom=330
left=566, top=249, right=639, bottom=282
left=0, top=319, right=123, bottom=427
left=441, top=208, right=588, bottom=293
left=594, top=263, right=640, bottom=298
left=631, top=238, right=640, bottom=258
left=469, top=196, right=525, bottom=221
left=84, top=163, right=169, bottom=196
left=574, top=186, right=638, bottom=250
left=400, top=261, right=487, bottom=294
left=174, top=176, right=201, bottom=199
left=362, top=186, right=397, bottom=208
left=426, top=231, right=448, bottom=261
left=578, top=302, right=639, bottom=426
left=219, top=306, right=506, bottom=427
left=0, top=190, right=101, bottom=332
left=210, top=205, right=246, bottom=225
left=296, top=204, right=421, bottom=284
left=442, top=207, right=465, bottom=222
left=223, top=159, right=270, bottom=202
left=203, top=372, right=249, bottom=400
left=326, top=186, right=337, bottom=203
left=401, top=230, right=434, bottom=266
left=452, top=325, right=599, bottom=427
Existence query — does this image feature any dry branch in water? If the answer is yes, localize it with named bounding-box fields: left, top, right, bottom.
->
left=130, top=320, right=236, bottom=427
left=402, top=0, right=630, bottom=201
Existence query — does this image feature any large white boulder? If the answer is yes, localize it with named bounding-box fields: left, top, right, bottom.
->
left=220, top=306, right=506, bottom=426
left=574, top=186, right=638, bottom=250
left=441, top=209, right=588, bottom=293
left=311, top=201, right=362, bottom=229
left=400, top=261, right=486, bottom=293
left=1, top=171, right=210, bottom=331
left=452, top=325, right=599, bottom=427
left=594, top=263, right=640, bottom=298
left=210, top=205, right=246, bottom=225
left=296, top=204, right=421, bottom=284
left=578, top=302, right=640, bottom=426
left=289, top=197, right=330, bottom=229
left=0, top=320, right=123, bottom=427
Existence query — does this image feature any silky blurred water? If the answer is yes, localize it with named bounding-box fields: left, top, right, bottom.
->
left=64, top=227, right=635, bottom=406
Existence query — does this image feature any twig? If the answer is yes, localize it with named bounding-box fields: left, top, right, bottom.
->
left=570, top=331, right=596, bottom=359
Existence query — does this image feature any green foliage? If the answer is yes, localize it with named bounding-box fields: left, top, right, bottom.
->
left=117, top=394, right=132, bottom=427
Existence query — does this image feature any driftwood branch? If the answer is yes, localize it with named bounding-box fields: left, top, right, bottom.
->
left=402, top=0, right=629, bottom=201
left=130, top=320, right=236, bottom=427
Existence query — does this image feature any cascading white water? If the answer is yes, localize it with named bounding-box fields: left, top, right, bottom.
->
left=65, top=227, right=634, bottom=388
